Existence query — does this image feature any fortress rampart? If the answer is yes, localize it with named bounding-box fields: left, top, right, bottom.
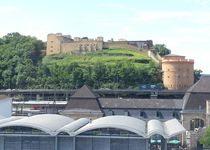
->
left=46, top=33, right=153, bottom=55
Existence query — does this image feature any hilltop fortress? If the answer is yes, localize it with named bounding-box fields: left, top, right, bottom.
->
left=46, top=33, right=153, bottom=55
left=46, top=33, right=194, bottom=91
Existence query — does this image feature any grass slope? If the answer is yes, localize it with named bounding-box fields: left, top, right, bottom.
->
left=43, top=49, right=153, bottom=68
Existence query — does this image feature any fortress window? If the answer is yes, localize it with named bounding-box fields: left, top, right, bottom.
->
left=51, top=41, right=53, bottom=43
left=51, top=46, right=53, bottom=48
left=168, top=76, right=170, bottom=78
left=168, top=69, right=170, bottom=71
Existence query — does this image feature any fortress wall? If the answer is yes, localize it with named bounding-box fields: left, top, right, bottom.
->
left=61, top=41, right=103, bottom=54
left=148, top=50, right=161, bottom=63
left=105, top=42, right=141, bottom=51
left=46, top=33, right=152, bottom=55
left=62, top=43, right=79, bottom=53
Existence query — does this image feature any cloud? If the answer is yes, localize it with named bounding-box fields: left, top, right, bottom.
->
left=0, top=5, right=17, bottom=13
left=185, top=0, right=210, bottom=6
left=97, top=2, right=126, bottom=9
left=134, top=11, right=210, bottom=23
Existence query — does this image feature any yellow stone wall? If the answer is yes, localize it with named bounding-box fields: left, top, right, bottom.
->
left=46, top=33, right=104, bottom=55
left=47, top=33, right=62, bottom=55
left=162, top=56, right=194, bottom=90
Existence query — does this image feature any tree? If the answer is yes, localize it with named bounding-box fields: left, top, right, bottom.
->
left=194, top=69, right=203, bottom=83
left=153, top=44, right=171, bottom=56
left=200, top=127, right=210, bottom=148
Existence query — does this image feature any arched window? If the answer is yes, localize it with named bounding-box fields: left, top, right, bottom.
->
left=190, top=118, right=204, bottom=131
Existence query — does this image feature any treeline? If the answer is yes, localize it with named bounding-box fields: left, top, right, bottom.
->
left=0, top=33, right=161, bottom=89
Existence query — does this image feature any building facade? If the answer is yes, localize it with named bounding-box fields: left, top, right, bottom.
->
left=181, top=76, right=210, bottom=149
left=0, top=114, right=185, bottom=150
left=46, top=33, right=153, bottom=55
left=162, top=54, right=194, bottom=90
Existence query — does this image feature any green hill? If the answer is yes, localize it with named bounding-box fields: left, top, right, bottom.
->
left=41, top=49, right=161, bottom=89
left=43, top=49, right=151, bottom=68
left=0, top=33, right=161, bottom=89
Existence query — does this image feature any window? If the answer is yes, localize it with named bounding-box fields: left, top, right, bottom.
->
left=156, top=111, right=162, bottom=118
left=172, top=111, right=179, bottom=119
left=109, top=110, right=114, bottom=115
left=124, top=111, right=129, bottom=116
left=140, top=111, right=145, bottom=118
left=190, top=118, right=204, bottom=131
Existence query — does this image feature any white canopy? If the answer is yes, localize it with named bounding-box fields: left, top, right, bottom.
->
left=164, top=119, right=186, bottom=138
left=0, top=114, right=185, bottom=138
left=147, top=119, right=166, bottom=138
left=0, top=114, right=74, bottom=135
left=56, top=118, right=90, bottom=136
left=74, top=115, right=146, bottom=137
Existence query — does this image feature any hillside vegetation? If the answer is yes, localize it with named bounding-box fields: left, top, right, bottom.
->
left=43, top=49, right=150, bottom=67
left=0, top=33, right=161, bottom=89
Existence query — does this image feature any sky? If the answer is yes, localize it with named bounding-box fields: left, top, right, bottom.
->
left=0, top=0, right=210, bottom=73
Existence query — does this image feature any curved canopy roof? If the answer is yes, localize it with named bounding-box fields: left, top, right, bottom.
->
left=0, top=116, right=22, bottom=125
left=147, top=119, right=185, bottom=139
left=74, top=115, right=146, bottom=137
left=163, top=119, right=186, bottom=138
left=0, top=114, right=74, bottom=135
left=147, top=120, right=165, bottom=138
left=0, top=114, right=185, bottom=139
left=56, top=118, right=90, bottom=136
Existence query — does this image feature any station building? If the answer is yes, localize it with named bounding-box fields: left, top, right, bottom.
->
left=0, top=114, right=185, bottom=150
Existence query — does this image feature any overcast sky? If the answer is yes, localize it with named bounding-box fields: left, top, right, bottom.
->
left=0, top=0, right=210, bottom=73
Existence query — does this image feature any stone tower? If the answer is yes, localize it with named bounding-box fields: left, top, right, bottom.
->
left=162, top=54, right=194, bottom=90
left=46, top=33, right=62, bottom=55
left=46, top=33, right=72, bottom=55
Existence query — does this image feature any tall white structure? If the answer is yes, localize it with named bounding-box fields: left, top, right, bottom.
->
left=0, top=95, right=12, bottom=118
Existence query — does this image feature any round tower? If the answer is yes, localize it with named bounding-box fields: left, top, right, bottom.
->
left=162, top=54, right=194, bottom=90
